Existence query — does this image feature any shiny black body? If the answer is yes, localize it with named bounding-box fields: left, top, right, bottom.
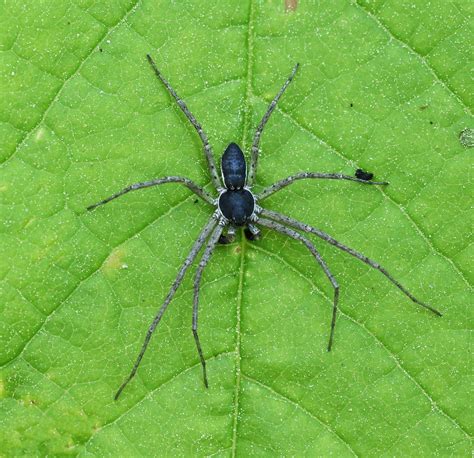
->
left=218, top=143, right=255, bottom=226
left=219, top=188, right=255, bottom=226
left=221, top=143, right=246, bottom=189
left=355, top=168, right=374, bottom=181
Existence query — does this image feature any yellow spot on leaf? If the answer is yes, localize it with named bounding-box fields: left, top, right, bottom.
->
left=103, top=247, right=127, bottom=275
left=35, top=127, right=46, bottom=142
left=24, top=217, right=37, bottom=229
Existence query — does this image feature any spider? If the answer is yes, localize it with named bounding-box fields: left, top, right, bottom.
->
left=88, top=55, right=442, bottom=400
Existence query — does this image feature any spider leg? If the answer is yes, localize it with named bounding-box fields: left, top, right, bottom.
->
left=257, top=172, right=388, bottom=201
left=245, top=223, right=261, bottom=241
left=257, top=217, right=340, bottom=351
left=218, top=225, right=237, bottom=244
left=192, top=223, right=225, bottom=388
left=114, top=216, right=218, bottom=400
left=260, top=208, right=442, bottom=317
left=87, top=176, right=215, bottom=211
left=147, top=55, right=223, bottom=192
left=247, top=63, right=299, bottom=187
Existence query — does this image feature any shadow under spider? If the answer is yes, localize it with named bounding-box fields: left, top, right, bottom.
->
left=87, top=55, right=442, bottom=400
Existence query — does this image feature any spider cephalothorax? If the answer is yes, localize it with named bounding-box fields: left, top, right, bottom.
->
left=88, top=55, right=442, bottom=400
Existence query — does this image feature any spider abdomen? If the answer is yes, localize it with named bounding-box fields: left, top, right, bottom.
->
left=218, top=189, right=255, bottom=226
left=221, top=143, right=246, bottom=190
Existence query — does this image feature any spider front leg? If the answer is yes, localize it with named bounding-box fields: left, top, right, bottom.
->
left=260, top=208, right=442, bottom=317
left=257, top=217, right=340, bottom=351
left=147, top=54, right=223, bottom=192
left=192, top=223, right=225, bottom=387
left=257, top=172, right=388, bottom=201
left=114, top=216, right=218, bottom=400
left=247, top=63, right=300, bottom=187
left=87, top=176, right=215, bottom=210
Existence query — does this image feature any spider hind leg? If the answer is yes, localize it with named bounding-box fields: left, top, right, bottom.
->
left=193, top=224, right=225, bottom=388
left=260, top=207, right=442, bottom=318
left=245, top=224, right=261, bottom=241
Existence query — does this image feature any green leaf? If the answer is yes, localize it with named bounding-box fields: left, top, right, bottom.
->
left=1, top=0, right=472, bottom=456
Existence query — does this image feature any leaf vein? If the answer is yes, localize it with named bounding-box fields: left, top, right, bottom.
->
left=1, top=0, right=142, bottom=166
left=250, top=242, right=470, bottom=439
left=81, top=351, right=235, bottom=452
left=242, top=374, right=359, bottom=457
left=0, top=190, right=206, bottom=369
left=352, top=0, right=472, bottom=115
left=261, top=99, right=471, bottom=288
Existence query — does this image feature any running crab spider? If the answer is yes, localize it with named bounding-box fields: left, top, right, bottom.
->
left=88, top=55, right=442, bottom=400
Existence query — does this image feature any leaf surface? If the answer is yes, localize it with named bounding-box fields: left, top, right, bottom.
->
left=0, top=0, right=472, bottom=456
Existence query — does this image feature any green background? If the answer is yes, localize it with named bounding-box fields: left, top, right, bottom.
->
left=0, top=0, right=472, bottom=456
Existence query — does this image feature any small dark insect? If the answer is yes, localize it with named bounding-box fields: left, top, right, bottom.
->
left=88, top=55, right=442, bottom=399
left=355, top=168, right=374, bottom=181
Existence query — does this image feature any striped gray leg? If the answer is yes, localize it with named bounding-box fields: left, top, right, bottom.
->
left=257, top=217, right=340, bottom=351
left=114, top=216, right=218, bottom=400
left=87, top=176, right=215, bottom=210
left=260, top=208, right=442, bottom=317
left=193, top=224, right=225, bottom=388
left=147, top=54, right=223, bottom=191
left=257, top=172, right=388, bottom=201
left=247, top=63, right=300, bottom=187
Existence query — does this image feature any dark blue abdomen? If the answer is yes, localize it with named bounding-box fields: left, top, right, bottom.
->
left=218, top=189, right=255, bottom=226
left=221, top=143, right=246, bottom=190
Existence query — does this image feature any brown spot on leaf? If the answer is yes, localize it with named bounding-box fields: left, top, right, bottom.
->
left=285, top=0, right=298, bottom=11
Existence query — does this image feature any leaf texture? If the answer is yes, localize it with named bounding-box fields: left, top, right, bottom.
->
left=0, top=0, right=472, bottom=456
